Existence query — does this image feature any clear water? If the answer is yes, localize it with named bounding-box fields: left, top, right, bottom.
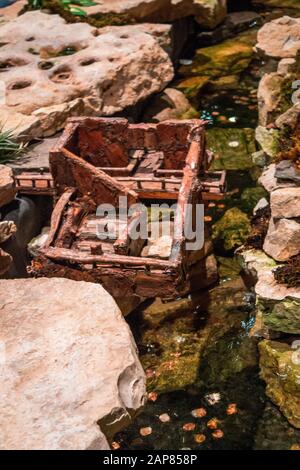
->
left=113, top=6, right=300, bottom=451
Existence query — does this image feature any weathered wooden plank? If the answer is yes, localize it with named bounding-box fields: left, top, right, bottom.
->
left=45, top=187, right=76, bottom=248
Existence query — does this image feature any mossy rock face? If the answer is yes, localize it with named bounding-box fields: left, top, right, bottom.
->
left=176, top=76, right=209, bottom=100
left=257, top=296, right=300, bottom=334
left=259, top=339, right=300, bottom=429
left=212, top=208, right=251, bottom=252
left=207, top=128, right=256, bottom=171
left=255, top=126, right=281, bottom=158
left=136, top=278, right=253, bottom=393
left=179, top=33, right=255, bottom=80
left=240, top=187, right=268, bottom=214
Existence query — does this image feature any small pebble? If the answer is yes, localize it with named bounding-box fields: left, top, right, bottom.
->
left=182, top=422, right=196, bottom=431
left=228, top=141, right=239, bottom=148
left=226, top=403, right=238, bottom=415
left=191, top=408, right=207, bottom=418
left=111, top=441, right=120, bottom=450
left=179, top=59, right=193, bottom=66
left=140, top=427, right=152, bottom=437
left=205, top=392, right=221, bottom=405
left=148, top=391, right=158, bottom=402
left=290, top=444, right=300, bottom=450
left=207, top=418, right=219, bottom=430
left=146, top=369, right=155, bottom=378
left=194, top=434, right=206, bottom=444
left=212, top=429, right=224, bottom=439
left=159, top=413, right=171, bottom=423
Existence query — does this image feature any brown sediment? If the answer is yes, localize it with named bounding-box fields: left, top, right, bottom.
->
left=276, top=125, right=300, bottom=172
left=274, top=254, right=300, bottom=288
left=244, top=205, right=271, bottom=250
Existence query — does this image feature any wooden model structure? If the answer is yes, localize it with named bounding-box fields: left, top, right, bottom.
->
left=28, top=117, right=226, bottom=305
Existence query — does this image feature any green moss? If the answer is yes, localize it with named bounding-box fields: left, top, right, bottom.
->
left=217, top=256, right=242, bottom=279
left=137, top=278, right=254, bottom=393
left=207, top=128, right=256, bottom=171
left=259, top=339, right=300, bottom=429
left=176, top=76, right=209, bottom=100
left=178, top=31, right=256, bottom=80
left=257, top=296, right=300, bottom=334
left=212, top=207, right=251, bottom=252
left=240, top=187, right=268, bottom=214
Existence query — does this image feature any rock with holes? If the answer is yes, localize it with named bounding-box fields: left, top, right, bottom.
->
left=81, top=0, right=227, bottom=29
left=0, top=11, right=173, bottom=140
left=0, top=277, right=146, bottom=450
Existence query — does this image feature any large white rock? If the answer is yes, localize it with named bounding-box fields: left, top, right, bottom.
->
left=263, top=217, right=300, bottom=261
left=0, top=11, right=173, bottom=140
left=271, top=187, right=300, bottom=219
left=256, top=16, right=300, bottom=59
left=0, top=278, right=146, bottom=450
left=82, top=0, right=227, bottom=28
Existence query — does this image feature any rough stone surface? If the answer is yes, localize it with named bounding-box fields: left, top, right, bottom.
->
left=82, top=0, right=227, bottom=29
left=271, top=187, right=300, bottom=218
left=196, top=11, right=262, bottom=46
left=255, top=126, right=280, bottom=158
left=259, top=164, right=296, bottom=193
left=275, top=103, right=300, bottom=131
left=0, top=164, right=16, bottom=208
left=9, top=135, right=58, bottom=171
left=277, top=57, right=296, bottom=75
left=256, top=16, right=300, bottom=59
left=142, top=87, right=198, bottom=122
left=0, top=0, right=26, bottom=20
left=0, top=11, right=173, bottom=140
left=275, top=160, right=300, bottom=184
left=259, top=339, right=300, bottom=429
left=0, top=278, right=146, bottom=450
left=257, top=72, right=285, bottom=126
left=263, top=217, right=300, bottom=262
left=141, top=235, right=173, bottom=259
left=239, top=248, right=300, bottom=335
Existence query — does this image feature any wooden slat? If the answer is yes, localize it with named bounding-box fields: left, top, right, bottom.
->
left=42, top=246, right=179, bottom=269
left=45, top=188, right=76, bottom=248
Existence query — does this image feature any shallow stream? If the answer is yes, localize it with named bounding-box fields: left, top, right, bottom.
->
left=113, top=5, right=300, bottom=451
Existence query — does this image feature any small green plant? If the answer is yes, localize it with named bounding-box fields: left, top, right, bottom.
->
left=27, top=0, right=97, bottom=17
left=0, top=129, right=27, bottom=164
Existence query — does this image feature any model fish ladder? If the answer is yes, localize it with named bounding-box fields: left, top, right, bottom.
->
left=25, top=117, right=226, bottom=305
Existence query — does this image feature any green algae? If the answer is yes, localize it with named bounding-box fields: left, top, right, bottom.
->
left=259, top=340, right=300, bottom=429
left=179, top=32, right=256, bottom=80
left=212, top=208, right=251, bottom=252
left=257, top=297, right=300, bottom=335
left=240, top=186, right=268, bottom=214
left=130, top=278, right=254, bottom=394
left=207, top=128, right=256, bottom=171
